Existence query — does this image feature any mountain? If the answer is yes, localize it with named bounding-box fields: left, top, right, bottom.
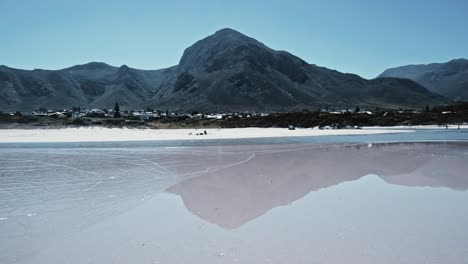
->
left=0, top=62, right=177, bottom=111
left=379, top=59, right=468, bottom=101
left=0, top=28, right=448, bottom=112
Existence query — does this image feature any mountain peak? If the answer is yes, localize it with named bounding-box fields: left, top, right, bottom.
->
left=117, top=64, right=136, bottom=78
left=447, top=58, right=468, bottom=66
left=119, top=64, right=130, bottom=70
left=449, top=58, right=468, bottom=63
left=179, top=28, right=266, bottom=70
left=209, top=28, right=258, bottom=45
left=68, top=62, right=113, bottom=71
left=213, top=28, right=245, bottom=37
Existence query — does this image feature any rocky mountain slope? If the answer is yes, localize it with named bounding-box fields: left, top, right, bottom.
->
left=0, top=28, right=449, bottom=112
left=379, top=59, right=468, bottom=101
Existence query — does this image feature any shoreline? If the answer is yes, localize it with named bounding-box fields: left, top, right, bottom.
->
left=0, top=127, right=416, bottom=143
left=362, top=124, right=468, bottom=129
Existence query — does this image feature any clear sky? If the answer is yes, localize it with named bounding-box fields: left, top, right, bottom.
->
left=1, top=0, right=467, bottom=78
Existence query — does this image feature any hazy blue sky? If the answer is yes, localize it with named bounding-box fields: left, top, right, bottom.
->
left=1, top=0, right=467, bottom=78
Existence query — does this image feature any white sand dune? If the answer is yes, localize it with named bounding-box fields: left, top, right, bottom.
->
left=0, top=127, right=412, bottom=143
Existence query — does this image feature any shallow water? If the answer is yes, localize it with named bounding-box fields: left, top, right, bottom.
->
left=1, top=131, right=468, bottom=263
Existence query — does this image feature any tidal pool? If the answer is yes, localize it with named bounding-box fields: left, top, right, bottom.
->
left=1, top=142, right=468, bottom=263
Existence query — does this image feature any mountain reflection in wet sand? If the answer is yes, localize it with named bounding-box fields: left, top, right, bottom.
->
left=1, top=142, right=468, bottom=264
left=168, top=142, right=468, bottom=229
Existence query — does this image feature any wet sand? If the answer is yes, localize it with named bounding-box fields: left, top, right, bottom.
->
left=1, top=142, right=468, bottom=263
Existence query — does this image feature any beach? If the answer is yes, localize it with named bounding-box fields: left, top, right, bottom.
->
left=0, top=127, right=413, bottom=143
left=1, top=141, right=468, bottom=264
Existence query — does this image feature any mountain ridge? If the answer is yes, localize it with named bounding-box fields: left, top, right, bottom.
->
left=0, top=28, right=449, bottom=111
left=379, top=58, right=468, bottom=101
